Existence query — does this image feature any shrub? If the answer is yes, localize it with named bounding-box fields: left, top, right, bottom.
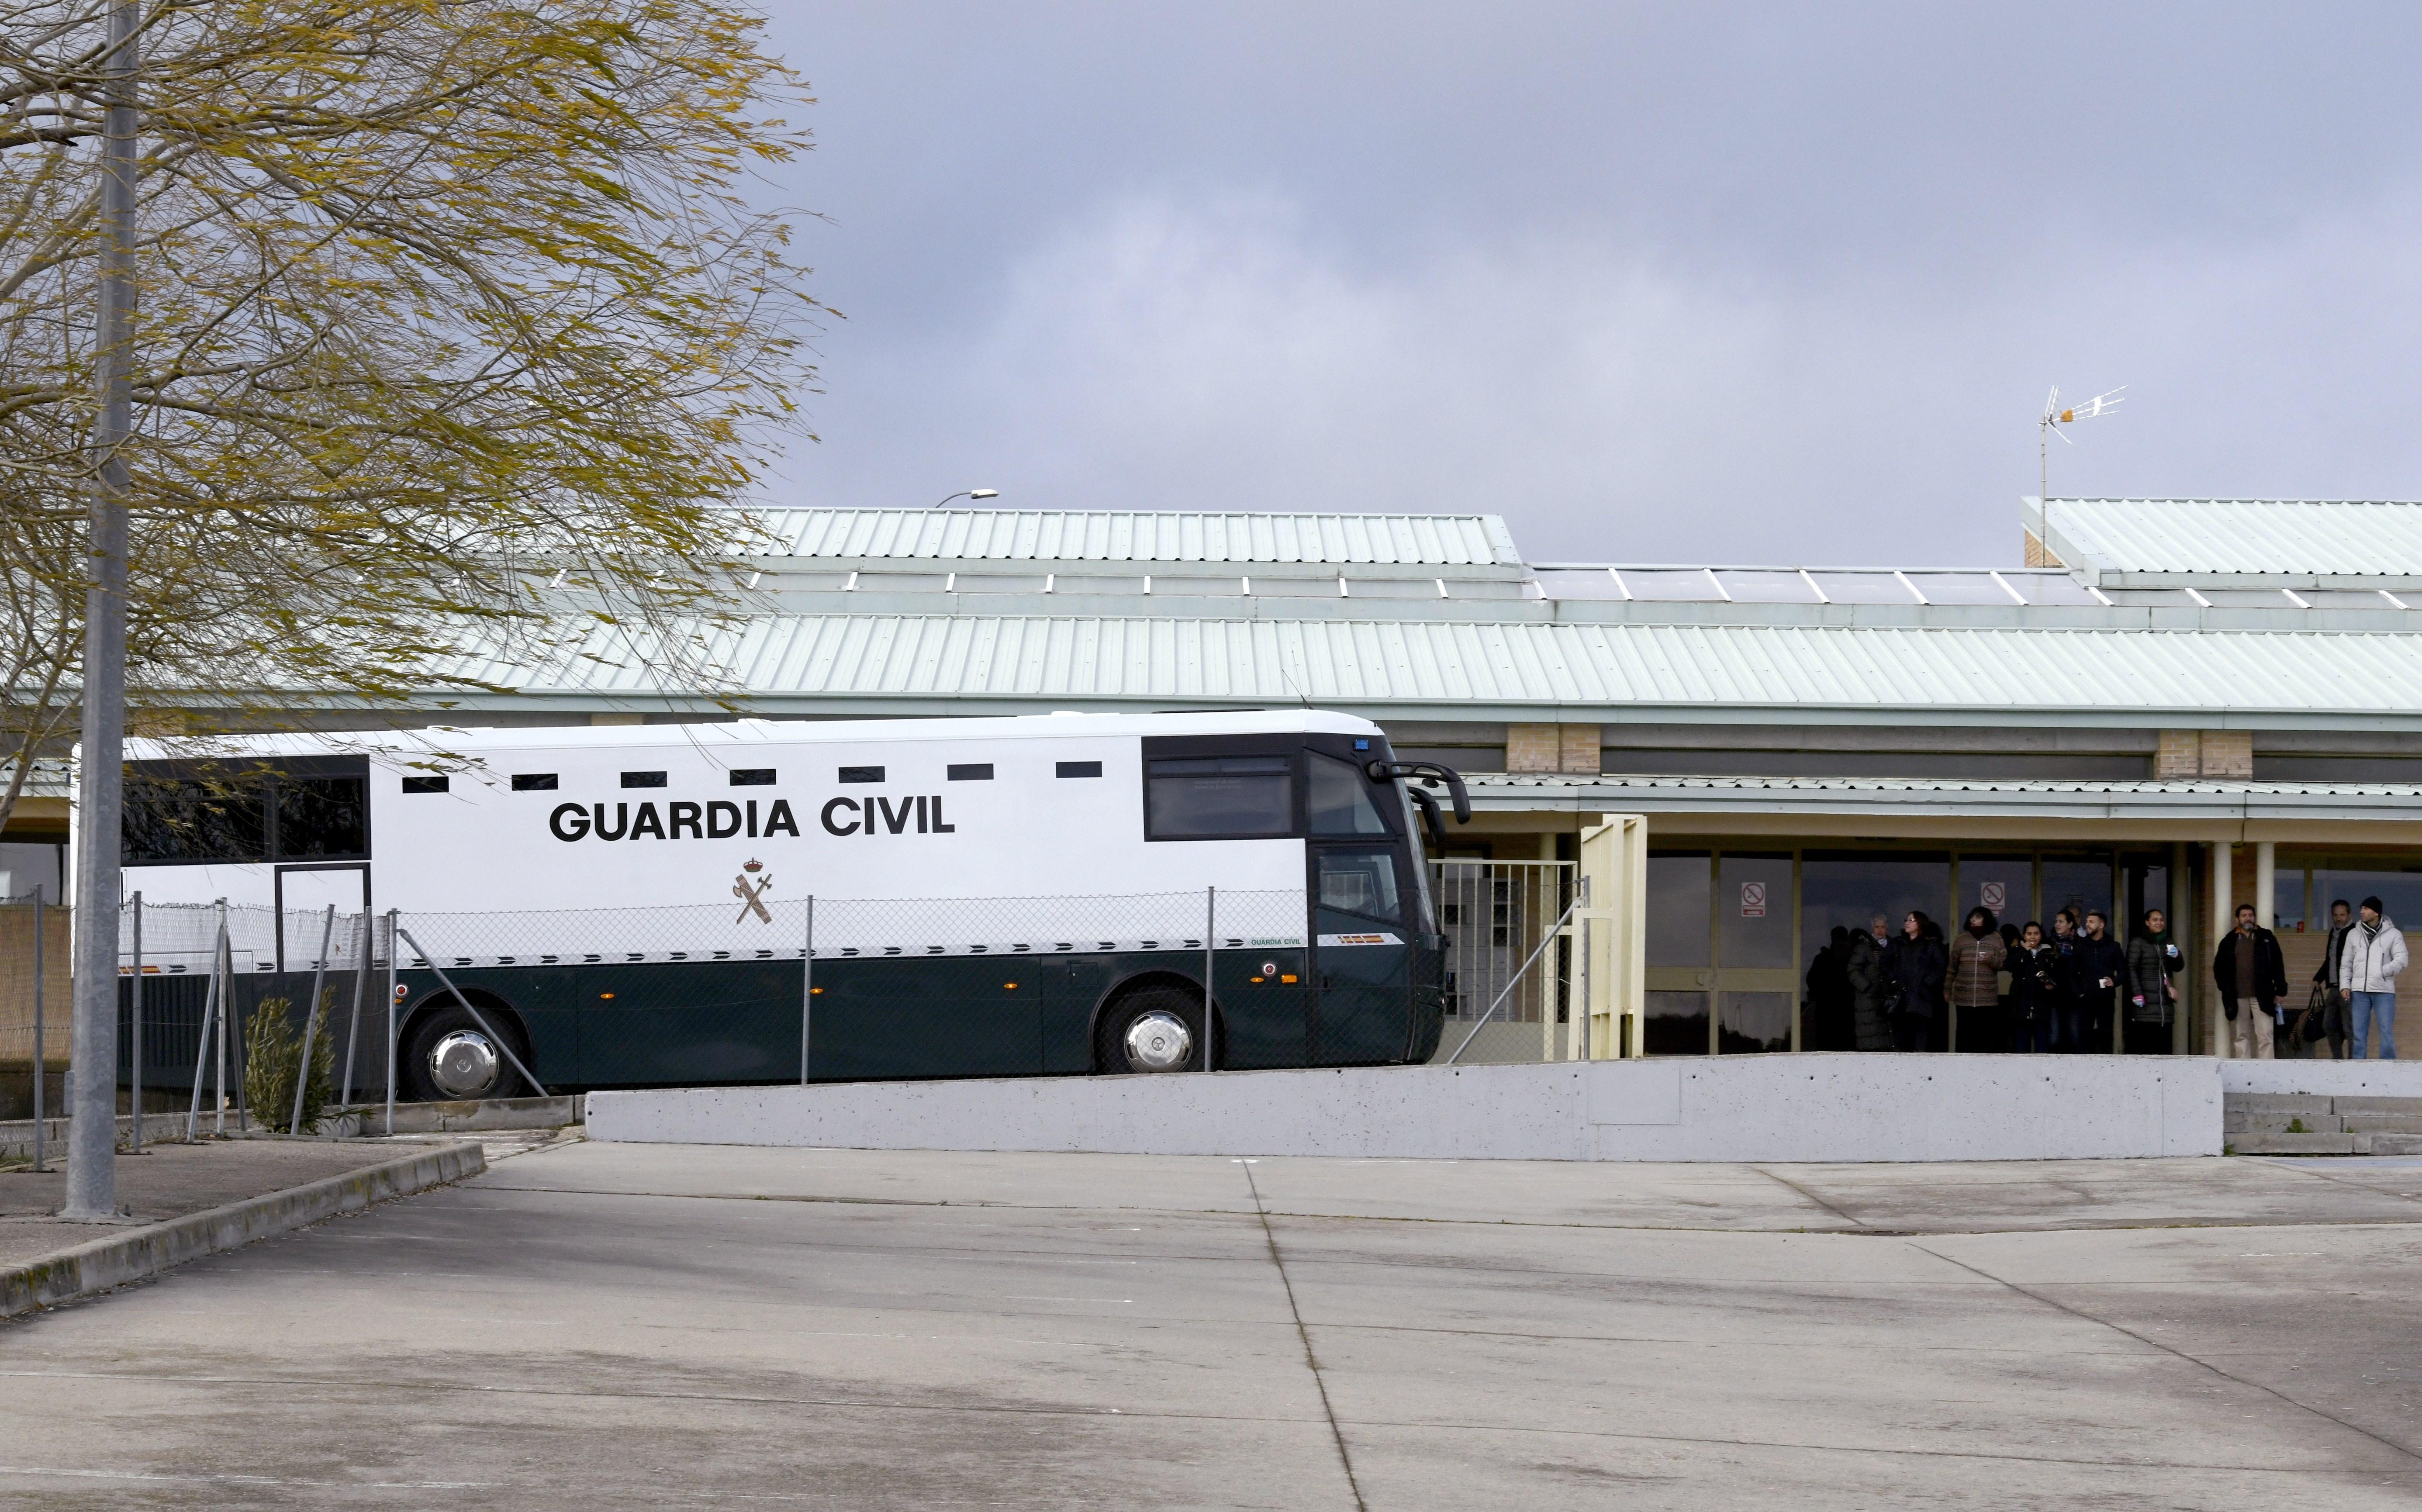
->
left=242, top=994, right=337, bottom=1133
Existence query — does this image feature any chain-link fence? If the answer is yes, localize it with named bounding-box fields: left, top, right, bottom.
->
left=1, top=885, right=1469, bottom=1141
left=392, top=889, right=1324, bottom=1094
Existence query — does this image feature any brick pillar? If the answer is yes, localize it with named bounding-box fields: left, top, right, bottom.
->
left=2155, top=731, right=2201, bottom=780
left=1506, top=724, right=1560, bottom=773
left=2156, top=730, right=2255, bottom=780
left=1558, top=725, right=1600, bottom=775
left=2201, top=731, right=2253, bottom=778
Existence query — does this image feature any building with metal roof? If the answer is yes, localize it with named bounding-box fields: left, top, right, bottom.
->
left=10, top=497, right=2419, bottom=1063
left=2024, top=497, right=2422, bottom=589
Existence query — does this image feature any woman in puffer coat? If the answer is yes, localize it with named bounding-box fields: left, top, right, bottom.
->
left=1947, top=907, right=2007, bottom=1052
left=2007, top=922, right=2063, bottom=1053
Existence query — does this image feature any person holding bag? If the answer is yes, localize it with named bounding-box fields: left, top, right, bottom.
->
left=2312, top=898, right=2356, bottom=1058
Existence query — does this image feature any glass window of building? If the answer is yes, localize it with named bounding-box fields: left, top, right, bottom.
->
left=1718, top=854, right=1793, bottom=1053
left=1645, top=852, right=1711, bottom=1055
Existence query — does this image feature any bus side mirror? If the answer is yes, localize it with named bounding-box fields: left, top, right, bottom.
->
left=1364, top=760, right=1471, bottom=825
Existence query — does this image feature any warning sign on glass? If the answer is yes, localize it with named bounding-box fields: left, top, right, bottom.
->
left=1980, top=881, right=2007, bottom=913
left=1740, top=881, right=1767, bottom=918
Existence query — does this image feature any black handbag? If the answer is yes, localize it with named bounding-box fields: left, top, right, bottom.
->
left=2289, top=983, right=2330, bottom=1045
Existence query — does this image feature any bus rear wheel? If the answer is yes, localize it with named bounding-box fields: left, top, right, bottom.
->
left=400, top=1004, right=530, bottom=1102
left=1096, top=986, right=1209, bottom=1074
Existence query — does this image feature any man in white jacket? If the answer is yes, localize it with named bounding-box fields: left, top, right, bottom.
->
left=2338, top=896, right=2409, bottom=1060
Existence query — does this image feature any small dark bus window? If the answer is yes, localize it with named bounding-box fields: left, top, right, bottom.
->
left=729, top=768, right=776, bottom=786
left=1316, top=849, right=1402, bottom=922
left=1146, top=756, right=1292, bottom=839
left=123, top=777, right=267, bottom=864
left=1307, top=752, right=1394, bottom=836
left=511, top=773, right=558, bottom=791
left=838, top=766, right=884, bottom=784
left=401, top=776, right=448, bottom=794
left=275, top=777, right=367, bottom=858
left=947, top=763, right=993, bottom=781
left=1056, top=761, right=1103, bottom=779
left=620, top=771, right=667, bottom=789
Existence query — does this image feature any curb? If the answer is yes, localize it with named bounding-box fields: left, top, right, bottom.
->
left=0, top=1140, right=487, bottom=1320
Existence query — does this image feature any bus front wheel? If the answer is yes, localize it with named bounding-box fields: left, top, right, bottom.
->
left=1096, top=986, right=1209, bottom=1074
left=400, top=1004, right=531, bottom=1103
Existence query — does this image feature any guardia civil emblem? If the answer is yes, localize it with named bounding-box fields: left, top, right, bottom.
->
left=732, top=858, right=774, bottom=924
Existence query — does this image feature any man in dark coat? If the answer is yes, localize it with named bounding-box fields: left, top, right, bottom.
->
left=2214, top=901, right=2291, bottom=1060
left=2065, top=910, right=2128, bottom=1054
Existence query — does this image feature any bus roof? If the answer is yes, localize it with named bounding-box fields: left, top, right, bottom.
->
left=122, top=708, right=1384, bottom=764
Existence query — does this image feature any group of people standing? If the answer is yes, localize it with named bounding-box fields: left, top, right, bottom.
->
left=2215, top=895, right=2407, bottom=1060
left=1814, top=906, right=2142, bottom=1053
left=1807, top=898, right=2406, bottom=1057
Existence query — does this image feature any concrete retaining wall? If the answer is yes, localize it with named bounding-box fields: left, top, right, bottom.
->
left=2222, top=1060, right=2422, bottom=1098
left=589, top=1053, right=2222, bottom=1163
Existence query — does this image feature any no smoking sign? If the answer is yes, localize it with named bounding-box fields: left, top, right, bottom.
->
left=1739, top=881, right=1767, bottom=918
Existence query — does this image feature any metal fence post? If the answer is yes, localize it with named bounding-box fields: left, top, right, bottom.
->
left=393, top=928, right=549, bottom=1098
left=814, top=896, right=823, bottom=1085
left=213, top=902, right=228, bottom=1135
left=30, top=884, right=45, bottom=1172
left=384, top=910, right=399, bottom=1137
left=1202, top=887, right=1216, bottom=1073
left=1578, top=876, right=1592, bottom=1062
left=340, top=908, right=370, bottom=1107
left=290, top=904, right=335, bottom=1134
left=186, top=915, right=225, bottom=1141
left=130, top=892, right=142, bottom=1152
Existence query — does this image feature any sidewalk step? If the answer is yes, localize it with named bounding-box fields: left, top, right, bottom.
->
left=2232, top=1131, right=2358, bottom=1155
left=2340, top=1113, right=2422, bottom=1135
left=2227, top=1114, right=2346, bottom=1135
left=2225, top=1093, right=2337, bottom=1116
left=2334, top=1096, right=2422, bottom=1115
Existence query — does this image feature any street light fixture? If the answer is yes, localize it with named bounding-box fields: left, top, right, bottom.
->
left=932, top=489, right=999, bottom=508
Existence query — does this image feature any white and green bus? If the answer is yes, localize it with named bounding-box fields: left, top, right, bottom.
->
left=111, top=711, right=1468, bottom=1100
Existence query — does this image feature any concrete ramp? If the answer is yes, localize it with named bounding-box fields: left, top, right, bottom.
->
left=588, top=1053, right=2223, bottom=1163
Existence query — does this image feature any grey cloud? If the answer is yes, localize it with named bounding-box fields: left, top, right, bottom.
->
left=753, top=3, right=2422, bottom=564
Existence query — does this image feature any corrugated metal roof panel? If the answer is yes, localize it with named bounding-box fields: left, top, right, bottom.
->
left=1462, top=771, right=2422, bottom=821
left=2028, top=498, right=2422, bottom=577
left=459, top=616, right=2422, bottom=720
left=745, top=509, right=1523, bottom=566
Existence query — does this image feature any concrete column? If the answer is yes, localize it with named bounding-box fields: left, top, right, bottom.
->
left=2254, top=841, right=2276, bottom=931
left=2172, top=841, right=2193, bottom=1056
left=2210, top=839, right=2235, bottom=1057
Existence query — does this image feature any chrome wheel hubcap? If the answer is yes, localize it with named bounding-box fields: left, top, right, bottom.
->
left=428, top=1029, right=501, bottom=1098
left=1122, top=1010, right=1194, bottom=1073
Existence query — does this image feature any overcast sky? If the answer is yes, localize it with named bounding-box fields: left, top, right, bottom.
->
left=750, top=3, right=2422, bottom=565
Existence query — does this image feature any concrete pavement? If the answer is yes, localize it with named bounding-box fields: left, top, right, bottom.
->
left=3, top=1141, right=2418, bottom=1507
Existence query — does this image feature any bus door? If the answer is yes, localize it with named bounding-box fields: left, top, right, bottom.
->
left=1309, top=842, right=1417, bottom=1064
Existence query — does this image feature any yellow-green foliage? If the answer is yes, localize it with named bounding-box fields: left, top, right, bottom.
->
left=242, top=994, right=337, bottom=1134
left=0, top=1, right=824, bottom=836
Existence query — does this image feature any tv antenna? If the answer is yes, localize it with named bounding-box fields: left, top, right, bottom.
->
left=2037, top=385, right=2124, bottom=565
